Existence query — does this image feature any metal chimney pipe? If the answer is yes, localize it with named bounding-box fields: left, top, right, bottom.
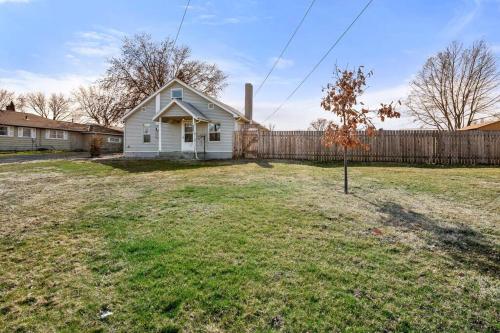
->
left=244, top=83, right=253, bottom=123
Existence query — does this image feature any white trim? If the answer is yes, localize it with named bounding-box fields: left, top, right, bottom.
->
left=46, top=129, right=65, bottom=140
left=17, top=127, right=35, bottom=139
left=207, top=123, right=221, bottom=142
left=107, top=137, right=122, bottom=143
left=181, top=119, right=194, bottom=152
left=143, top=123, right=152, bottom=144
left=122, top=78, right=247, bottom=121
left=155, top=94, right=161, bottom=113
left=171, top=87, right=183, bottom=100
left=152, top=99, right=206, bottom=122
left=158, top=117, right=162, bottom=152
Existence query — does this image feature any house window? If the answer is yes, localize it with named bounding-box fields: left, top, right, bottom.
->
left=184, top=122, right=193, bottom=143
left=48, top=129, right=64, bottom=139
left=171, top=88, right=183, bottom=100
left=19, top=127, right=32, bottom=138
left=0, top=126, right=8, bottom=136
left=208, top=123, right=221, bottom=142
left=108, top=137, right=122, bottom=143
left=143, top=124, right=151, bottom=143
left=208, top=103, right=214, bottom=109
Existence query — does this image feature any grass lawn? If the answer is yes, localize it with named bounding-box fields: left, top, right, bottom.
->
left=0, top=159, right=498, bottom=332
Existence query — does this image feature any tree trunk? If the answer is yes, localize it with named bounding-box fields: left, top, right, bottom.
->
left=343, top=146, right=348, bottom=194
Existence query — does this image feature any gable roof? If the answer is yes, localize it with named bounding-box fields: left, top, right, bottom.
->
left=122, top=78, right=249, bottom=122
left=0, top=110, right=123, bottom=135
left=152, top=99, right=210, bottom=122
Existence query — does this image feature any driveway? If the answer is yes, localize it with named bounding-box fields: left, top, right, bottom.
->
left=0, top=152, right=91, bottom=164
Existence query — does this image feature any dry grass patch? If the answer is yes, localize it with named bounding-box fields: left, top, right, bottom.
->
left=1, top=159, right=499, bottom=332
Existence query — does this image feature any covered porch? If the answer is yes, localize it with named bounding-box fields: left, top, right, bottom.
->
left=152, top=99, right=211, bottom=159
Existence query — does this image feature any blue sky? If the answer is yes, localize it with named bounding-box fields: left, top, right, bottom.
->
left=1, top=0, right=499, bottom=129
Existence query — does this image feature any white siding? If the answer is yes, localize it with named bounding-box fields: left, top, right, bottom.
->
left=125, top=81, right=238, bottom=155
left=124, top=99, right=158, bottom=152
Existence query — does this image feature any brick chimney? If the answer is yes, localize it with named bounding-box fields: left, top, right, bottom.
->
left=244, top=83, right=253, bottom=123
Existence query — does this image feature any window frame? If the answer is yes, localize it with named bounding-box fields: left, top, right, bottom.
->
left=108, top=136, right=122, bottom=143
left=143, top=124, right=151, bottom=143
left=183, top=122, right=194, bottom=143
left=0, top=126, right=8, bottom=136
left=208, top=123, right=221, bottom=142
left=208, top=103, right=214, bottom=110
left=171, top=88, right=183, bottom=100
left=47, top=129, right=64, bottom=140
left=19, top=127, right=33, bottom=138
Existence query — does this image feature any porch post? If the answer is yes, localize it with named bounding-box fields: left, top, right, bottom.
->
left=158, top=117, right=162, bottom=154
left=193, top=118, right=198, bottom=160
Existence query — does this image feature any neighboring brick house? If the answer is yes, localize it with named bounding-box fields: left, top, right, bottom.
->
left=0, top=109, right=123, bottom=152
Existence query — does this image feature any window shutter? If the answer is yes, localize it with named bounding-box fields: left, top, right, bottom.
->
left=31, top=128, right=36, bottom=138
left=45, top=129, right=50, bottom=139
left=63, top=131, right=68, bottom=140
left=18, top=127, right=22, bottom=137
left=8, top=126, right=14, bottom=137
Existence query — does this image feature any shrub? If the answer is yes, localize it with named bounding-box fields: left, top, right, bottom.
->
left=89, top=136, right=104, bottom=157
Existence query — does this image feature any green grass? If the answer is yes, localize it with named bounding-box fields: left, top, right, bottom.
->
left=0, top=159, right=499, bottom=332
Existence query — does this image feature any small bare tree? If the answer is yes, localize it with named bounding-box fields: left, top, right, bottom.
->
left=407, top=40, right=500, bottom=130
left=321, top=66, right=400, bottom=194
left=0, top=89, right=15, bottom=110
left=24, top=92, right=50, bottom=118
left=101, top=33, right=228, bottom=114
left=308, top=118, right=329, bottom=131
left=48, top=93, right=72, bottom=120
left=73, top=85, right=122, bottom=127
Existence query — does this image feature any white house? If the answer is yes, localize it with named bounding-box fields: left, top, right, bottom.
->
left=122, top=79, right=256, bottom=159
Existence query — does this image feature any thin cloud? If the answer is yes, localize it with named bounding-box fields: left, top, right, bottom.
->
left=442, top=0, right=482, bottom=37
left=0, top=0, right=31, bottom=3
left=268, top=57, right=294, bottom=70
left=66, top=28, right=124, bottom=58
left=194, top=15, right=257, bottom=25
left=0, top=69, right=97, bottom=94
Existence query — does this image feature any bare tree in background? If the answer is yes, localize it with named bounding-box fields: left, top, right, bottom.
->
left=0, top=89, right=15, bottom=110
left=308, top=118, right=329, bottom=131
left=48, top=93, right=72, bottom=120
left=73, top=85, right=122, bottom=126
left=407, top=40, right=500, bottom=130
left=101, top=33, right=227, bottom=114
left=22, top=92, right=72, bottom=120
left=24, top=92, right=50, bottom=118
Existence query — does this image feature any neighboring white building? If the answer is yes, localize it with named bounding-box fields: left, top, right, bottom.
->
left=122, top=79, right=257, bottom=159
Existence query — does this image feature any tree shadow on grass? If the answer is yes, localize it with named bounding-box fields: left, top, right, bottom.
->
left=359, top=197, right=499, bottom=277
left=93, top=159, right=274, bottom=173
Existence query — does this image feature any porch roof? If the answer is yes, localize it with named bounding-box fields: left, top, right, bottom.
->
left=152, top=99, right=210, bottom=122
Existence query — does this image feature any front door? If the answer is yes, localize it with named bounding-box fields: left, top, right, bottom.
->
left=181, top=120, right=194, bottom=151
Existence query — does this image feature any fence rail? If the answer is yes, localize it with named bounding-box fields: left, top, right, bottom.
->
left=233, top=129, right=500, bottom=165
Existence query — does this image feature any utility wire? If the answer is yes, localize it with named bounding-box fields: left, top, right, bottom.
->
left=254, top=0, right=317, bottom=97
left=173, top=0, right=191, bottom=47
left=263, top=0, right=374, bottom=122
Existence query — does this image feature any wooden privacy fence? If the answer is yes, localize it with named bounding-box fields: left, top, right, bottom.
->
left=233, top=129, right=500, bottom=165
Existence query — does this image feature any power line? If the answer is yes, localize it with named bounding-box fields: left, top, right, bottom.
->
left=173, top=0, right=191, bottom=47
left=254, top=0, right=317, bottom=97
left=262, top=0, right=374, bottom=122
